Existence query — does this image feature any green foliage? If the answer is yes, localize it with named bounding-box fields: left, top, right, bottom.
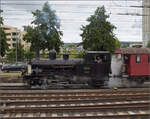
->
left=75, top=50, right=84, bottom=58
left=0, top=10, right=9, bottom=57
left=63, top=47, right=84, bottom=58
left=24, top=2, right=63, bottom=58
left=63, top=49, right=84, bottom=58
left=17, top=42, right=25, bottom=59
left=121, top=44, right=129, bottom=48
left=115, top=39, right=121, bottom=48
left=68, top=44, right=75, bottom=48
left=70, top=50, right=84, bottom=58
left=62, top=43, right=84, bottom=58
left=146, top=40, right=150, bottom=48
left=0, top=29, right=9, bottom=57
left=80, top=6, right=120, bottom=53
left=23, top=26, right=42, bottom=50
left=0, top=10, right=3, bottom=25
left=7, top=49, right=16, bottom=60
left=7, top=42, right=24, bottom=60
left=24, top=50, right=35, bottom=60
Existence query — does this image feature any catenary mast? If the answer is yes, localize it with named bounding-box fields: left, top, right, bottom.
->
left=143, top=0, right=150, bottom=47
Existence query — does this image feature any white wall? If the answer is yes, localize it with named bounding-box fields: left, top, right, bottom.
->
left=143, top=0, right=150, bottom=47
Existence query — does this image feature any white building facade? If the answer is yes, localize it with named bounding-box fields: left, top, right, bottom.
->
left=142, top=0, right=150, bottom=47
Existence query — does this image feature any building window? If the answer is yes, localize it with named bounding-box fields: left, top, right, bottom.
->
left=7, top=39, right=11, bottom=41
left=12, top=32, right=17, bottom=36
left=6, top=33, right=11, bottom=36
left=13, top=43, right=16, bottom=47
left=12, top=38, right=16, bottom=41
left=136, top=56, right=141, bottom=63
left=4, top=28, right=10, bottom=30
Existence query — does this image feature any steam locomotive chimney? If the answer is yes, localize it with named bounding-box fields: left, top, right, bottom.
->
left=49, top=49, right=56, bottom=60
left=63, top=54, right=69, bottom=60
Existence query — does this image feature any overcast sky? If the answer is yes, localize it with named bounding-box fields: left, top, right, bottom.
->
left=1, top=0, right=142, bottom=43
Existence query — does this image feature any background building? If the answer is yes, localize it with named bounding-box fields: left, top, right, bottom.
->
left=20, top=31, right=31, bottom=50
left=0, top=25, right=30, bottom=50
left=142, top=0, right=150, bottom=47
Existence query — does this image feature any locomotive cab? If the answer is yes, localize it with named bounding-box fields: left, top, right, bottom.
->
left=82, top=51, right=111, bottom=87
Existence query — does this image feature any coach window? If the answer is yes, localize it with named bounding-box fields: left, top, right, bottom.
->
left=136, top=56, right=140, bottom=63
left=148, top=56, right=150, bottom=63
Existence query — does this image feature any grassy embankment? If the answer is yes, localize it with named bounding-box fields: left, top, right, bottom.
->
left=0, top=72, right=22, bottom=78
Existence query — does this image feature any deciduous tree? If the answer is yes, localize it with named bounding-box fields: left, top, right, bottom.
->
left=80, top=6, right=120, bottom=52
left=0, top=10, right=9, bottom=57
left=23, top=26, right=42, bottom=58
left=7, top=42, right=25, bottom=61
left=24, top=2, right=63, bottom=58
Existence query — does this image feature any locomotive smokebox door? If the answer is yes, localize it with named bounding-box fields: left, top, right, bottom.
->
left=49, top=49, right=56, bottom=60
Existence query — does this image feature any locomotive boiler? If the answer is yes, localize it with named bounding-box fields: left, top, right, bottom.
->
left=23, top=50, right=111, bottom=89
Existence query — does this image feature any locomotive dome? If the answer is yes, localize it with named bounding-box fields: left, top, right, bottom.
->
left=115, top=48, right=150, bottom=54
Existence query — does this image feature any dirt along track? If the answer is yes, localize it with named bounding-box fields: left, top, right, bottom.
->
left=0, top=88, right=150, bottom=119
left=0, top=73, right=29, bottom=90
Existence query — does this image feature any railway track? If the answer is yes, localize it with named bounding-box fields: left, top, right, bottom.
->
left=0, top=88, right=150, bottom=119
left=0, top=80, right=149, bottom=90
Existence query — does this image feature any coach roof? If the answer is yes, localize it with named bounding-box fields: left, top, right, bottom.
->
left=85, top=51, right=110, bottom=54
left=115, top=48, right=150, bottom=54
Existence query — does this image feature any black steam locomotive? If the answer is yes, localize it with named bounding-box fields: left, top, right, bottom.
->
left=23, top=50, right=111, bottom=89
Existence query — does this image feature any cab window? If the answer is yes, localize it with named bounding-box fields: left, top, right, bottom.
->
left=136, top=56, right=140, bottom=63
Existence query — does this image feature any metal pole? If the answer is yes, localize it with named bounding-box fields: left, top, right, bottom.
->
left=16, top=32, right=18, bottom=63
left=0, top=0, right=1, bottom=58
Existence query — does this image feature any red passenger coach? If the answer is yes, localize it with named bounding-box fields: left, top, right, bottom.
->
left=115, top=48, right=150, bottom=83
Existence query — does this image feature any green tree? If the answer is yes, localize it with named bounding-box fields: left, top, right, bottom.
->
left=7, top=49, right=16, bottom=61
left=0, top=10, right=3, bottom=25
left=24, top=50, right=35, bottom=61
left=80, top=6, right=120, bottom=53
left=17, top=42, right=25, bottom=60
left=23, top=26, right=42, bottom=58
left=7, top=42, right=25, bottom=61
left=115, top=38, right=121, bottom=48
left=121, top=44, right=129, bottom=48
left=24, top=2, right=63, bottom=58
left=68, top=44, right=75, bottom=49
left=0, top=10, right=9, bottom=57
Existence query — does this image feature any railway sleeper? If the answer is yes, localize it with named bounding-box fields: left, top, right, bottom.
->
left=1, top=111, right=150, bottom=119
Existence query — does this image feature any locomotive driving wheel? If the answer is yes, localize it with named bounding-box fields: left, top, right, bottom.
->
left=29, top=79, right=35, bottom=86
left=40, top=77, right=49, bottom=89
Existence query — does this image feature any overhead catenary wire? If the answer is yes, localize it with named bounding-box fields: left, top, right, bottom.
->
left=1, top=1, right=143, bottom=23
left=0, top=0, right=142, bottom=2
left=0, top=2, right=144, bottom=8
left=0, top=0, right=143, bottom=42
left=0, top=1, right=145, bottom=17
